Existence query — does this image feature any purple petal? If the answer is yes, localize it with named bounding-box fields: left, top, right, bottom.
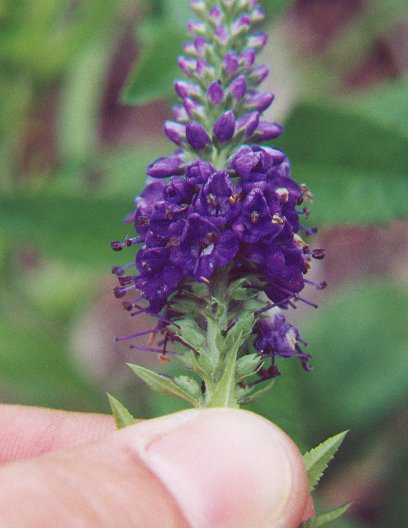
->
left=174, top=80, right=200, bottom=99
left=237, top=112, right=260, bottom=136
left=163, top=121, right=185, bottom=146
left=240, top=49, right=256, bottom=69
left=249, top=64, right=270, bottom=84
left=223, top=52, right=239, bottom=75
left=207, top=81, right=224, bottom=105
left=183, top=97, right=204, bottom=118
left=186, top=122, right=211, bottom=150
left=230, top=74, right=248, bottom=100
left=147, top=156, right=184, bottom=178
left=256, top=121, right=284, bottom=140
left=246, top=92, right=275, bottom=112
left=213, top=111, right=236, bottom=142
left=248, top=33, right=268, bottom=49
left=178, top=56, right=196, bottom=76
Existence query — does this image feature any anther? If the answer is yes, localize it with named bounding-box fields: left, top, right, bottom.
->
left=229, top=192, right=241, bottom=205
left=272, top=213, right=285, bottom=225
left=311, top=248, right=325, bottom=260
left=207, top=193, right=216, bottom=205
left=251, top=211, right=260, bottom=223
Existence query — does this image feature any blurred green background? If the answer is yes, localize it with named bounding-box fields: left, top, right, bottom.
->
left=0, top=0, right=407, bottom=525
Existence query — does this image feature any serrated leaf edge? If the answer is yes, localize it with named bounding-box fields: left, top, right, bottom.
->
left=304, top=431, right=349, bottom=492
left=301, top=503, right=352, bottom=527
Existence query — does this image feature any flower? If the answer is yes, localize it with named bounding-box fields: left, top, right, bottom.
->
left=254, top=309, right=312, bottom=376
left=113, top=0, right=325, bottom=387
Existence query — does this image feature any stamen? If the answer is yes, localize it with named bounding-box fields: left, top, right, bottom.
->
left=255, top=295, right=293, bottom=315
left=272, top=213, right=285, bottom=225
left=112, top=263, right=135, bottom=276
left=114, top=328, right=162, bottom=343
left=114, top=284, right=136, bottom=299
left=304, top=279, right=327, bottom=290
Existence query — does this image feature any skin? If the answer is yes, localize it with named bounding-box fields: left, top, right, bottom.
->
left=0, top=405, right=314, bottom=528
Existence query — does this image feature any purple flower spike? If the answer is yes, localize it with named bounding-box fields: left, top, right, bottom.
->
left=230, top=75, right=248, bottom=100
left=186, top=121, right=211, bottom=150
left=249, top=64, right=270, bottom=84
left=113, top=0, right=324, bottom=388
left=213, top=111, right=236, bottom=142
left=207, top=81, right=225, bottom=105
left=147, top=156, right=184, bottom=178
left=164, top=121, right=186, bottom=146
left=256, top=121, right=284, bottom=141
left=237, top=112, right=260, bottom=137
left=246, top=92, right=275, bottom=112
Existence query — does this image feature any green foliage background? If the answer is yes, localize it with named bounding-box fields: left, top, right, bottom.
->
left=0, top=0, right=407, bottom=526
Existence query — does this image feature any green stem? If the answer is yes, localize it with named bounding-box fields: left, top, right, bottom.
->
left=202, top=268, right=240, bottom=408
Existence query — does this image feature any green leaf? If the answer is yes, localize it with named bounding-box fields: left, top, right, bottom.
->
left=121, top=20, right=184, bottom=105
left=108, top=394, right=135, bottom=429
left=128, top=364, right=199, bottom=406
left=238, top=379, right=275, bottom=405
left=302, top=504, right=351, bottom=528
left=225, top=311, right=255, bottom=351
left=302, top=282, right=408, bottom=432
left=0, top=193, right=133, bottom=269
left=58, top=38, right=114, bottom=164
left=228, top=278, right=258, bottom=301
left=276, top=100, right=408, bottom=225
left=174, top=318, right=207, bottom=352
left=206, top=333, right=241, bottom=408
left=236, top=353, right=262, bottom=380
left=304, top=431, right=348, bottom=492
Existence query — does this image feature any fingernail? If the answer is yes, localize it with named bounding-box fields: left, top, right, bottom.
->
left=121, top=408, right=308, bottom=528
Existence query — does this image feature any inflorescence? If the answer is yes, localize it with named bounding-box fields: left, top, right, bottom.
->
left=112, top=0, right=326, bottom=402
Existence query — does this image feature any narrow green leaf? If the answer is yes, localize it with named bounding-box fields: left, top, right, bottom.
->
left=302, top=504, right=352, bottom=527
left=107, top=394, right=135, bottom=429
left=206, top=333, right=241, bottom=408
left=238, top=379, right=275, bottom=405
left=304, top=431, right=349, bottom=492
left=128, top=364, right=198, bottom=407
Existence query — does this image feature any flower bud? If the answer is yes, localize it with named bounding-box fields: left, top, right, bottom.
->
left=213, top=111, right=236, bottom=142
left=186, top=122, right=211, bottom=150
left=230, top=74, right=248, bottom=100
left=207, top=81, right=224, bottom=105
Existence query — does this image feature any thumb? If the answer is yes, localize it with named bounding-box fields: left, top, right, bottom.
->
left=0, top=408, right=310, bottom=528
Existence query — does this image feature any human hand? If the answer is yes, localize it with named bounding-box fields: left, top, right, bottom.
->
left=0, top=405, right=313, bottom=527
